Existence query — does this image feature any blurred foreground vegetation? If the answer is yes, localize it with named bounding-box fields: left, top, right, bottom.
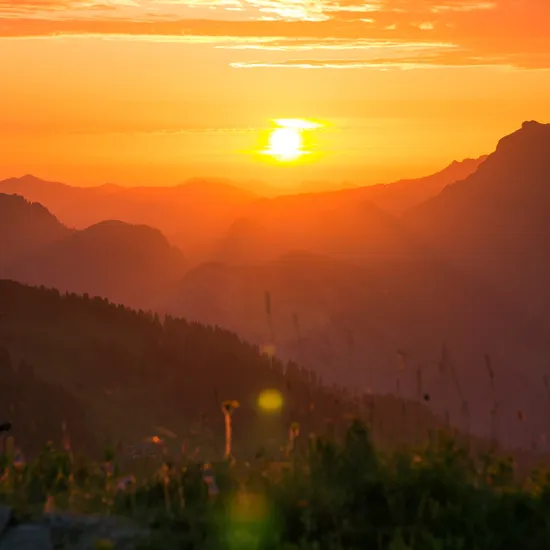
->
left=2, top=420, right=550, bottom=550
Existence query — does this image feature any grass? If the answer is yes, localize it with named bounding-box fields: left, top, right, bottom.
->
left=2, top=420, right=550, bottom=550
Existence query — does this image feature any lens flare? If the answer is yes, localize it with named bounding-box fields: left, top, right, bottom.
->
left=258, top=389, right=283, bottom=412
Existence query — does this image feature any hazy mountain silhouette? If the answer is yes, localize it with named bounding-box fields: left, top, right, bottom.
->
left=354, top=156, right=487, bottom=214
left=0, top=157, right=483, bottom=264
left=212, top=199, right=423, bottom=265
left=0, top=193, right=72, bottom=267
left=0, top=175, right=257, bottom=260
left=0, top=175, right=123, bottom=217
left=10, top=220, right=186, bottom=309
left=0, top=194, right=186, bottom=308
left=404, top=121, right=550, bottom=324
left=208, top=157, right=486, bottom=265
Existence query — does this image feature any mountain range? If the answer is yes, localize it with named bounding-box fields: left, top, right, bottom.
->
left=0, top=195, right=185, bottom=309
left=1, top=122, right=549, bottom=449
left=0, top=156, right=484, bottom=265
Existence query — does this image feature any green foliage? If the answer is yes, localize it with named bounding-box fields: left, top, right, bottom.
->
left=2, top=421, right=550, bottom=550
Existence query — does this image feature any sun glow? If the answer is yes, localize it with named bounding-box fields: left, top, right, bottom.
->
left=263, top=118, right=322, bottom=162
left=269, top=127, right=303, bottom=161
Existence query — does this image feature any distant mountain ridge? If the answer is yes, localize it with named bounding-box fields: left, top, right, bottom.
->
left=0, top=156, right=486, bottom=263
left=0, top=194, right=186, bottom=309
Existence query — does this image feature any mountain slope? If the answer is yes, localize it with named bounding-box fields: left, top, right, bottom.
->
left=0, top=347, right=95, bottom=455
left=9, top=220, right=187, bottom=310
left=0, top=193, right=71, bottom=267
left=164, top=250, right=550, bottom=449
left=355, top=155, right=487, bottom=214
left=404, top=121, right=550, bottom=322
left=212, top=199, right=422, bottom=264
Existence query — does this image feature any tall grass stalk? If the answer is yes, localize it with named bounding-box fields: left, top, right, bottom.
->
left=485, top=354, right=498, bottom=449
left=221, top=400, right=239, bottom=460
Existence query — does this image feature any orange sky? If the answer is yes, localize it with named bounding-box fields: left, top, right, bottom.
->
left=1, top=0, right=550, bottom=190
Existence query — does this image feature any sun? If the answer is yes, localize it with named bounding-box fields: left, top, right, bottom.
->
left=263, top=118, right=322, bottom=162
left=269, top=127, right=303, bottom=161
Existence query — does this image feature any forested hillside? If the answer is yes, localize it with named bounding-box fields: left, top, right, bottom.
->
left=0, top=280, right=447, bottom=458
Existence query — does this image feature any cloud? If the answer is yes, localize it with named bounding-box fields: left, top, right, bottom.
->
left=229, top=53, right=516, bottom=69
left=216, top=37, right=457, bottom=51
left=1, top=0, right=549, bottom=69
left=0, top=0, right=112, bottom=13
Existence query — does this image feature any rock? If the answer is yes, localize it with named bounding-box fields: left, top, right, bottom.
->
left=0, top=523, right=52, bottom=550
left=0, top=507, right=12, bottom=535
left=44, top=513, right=149, bottom=550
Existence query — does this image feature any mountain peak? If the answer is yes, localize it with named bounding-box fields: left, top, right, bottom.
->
left=522, top=120, right=546, bottom=129
left=496, top=120, right=550, bottom=148
left=485, top=120, right=550, bottom=173
left=19, top=174, right=50, bottom=184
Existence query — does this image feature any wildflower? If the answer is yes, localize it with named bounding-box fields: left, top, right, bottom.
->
left=286, top=422, right=300, bottom=456
left=116, top=475, right=136, bottom=491
left=202, top=463, right=219, bottom=497
left=13, top=448, right=25, bottom=472
left=104, top=461, right=115, bottom=477
left=222, top=400, right=240, bottom=415
left=62, top=431, right=72, bottom=453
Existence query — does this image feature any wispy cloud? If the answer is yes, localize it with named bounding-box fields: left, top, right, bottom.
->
left=229, top=57, right=515, bottom=70
left=1, top=0, right=549, bottom=69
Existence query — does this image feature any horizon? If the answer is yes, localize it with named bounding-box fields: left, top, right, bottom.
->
left=2, top=1, right=550, bottom=189
left=1, top=150, right=488, bottom=194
